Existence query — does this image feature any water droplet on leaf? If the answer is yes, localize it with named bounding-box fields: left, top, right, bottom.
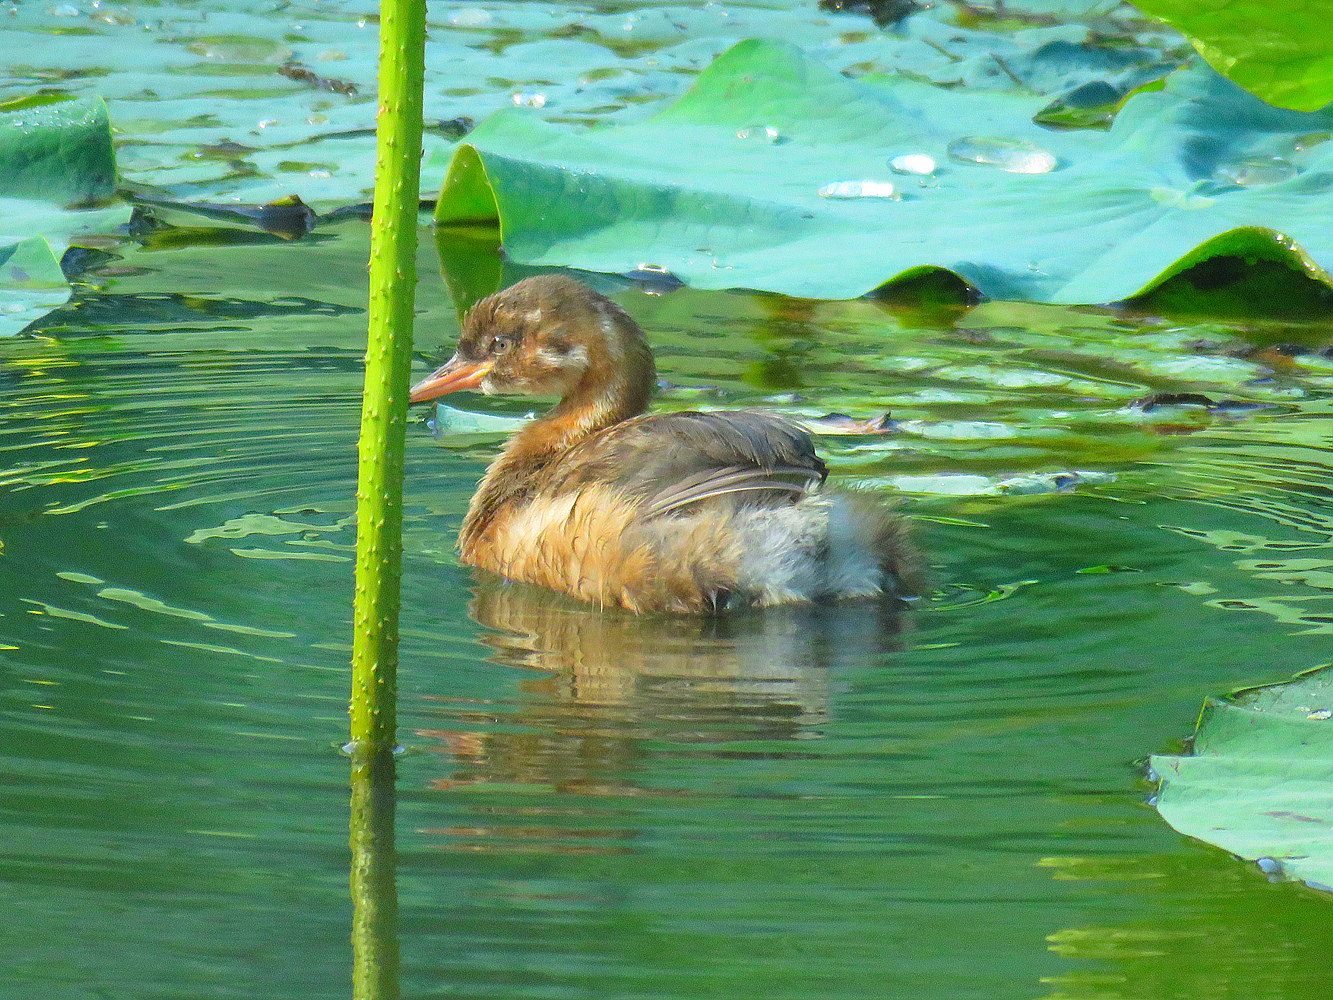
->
left=889, top=153, right=934, bottom=175
left=448, top=7, right=490, bottom=26
left=735, top=125, right=780, bottom=144
left=1215, top=155, right=1297, bottom=187
left=818, top=179, right=898, bottom=199
left=947, top=137, right=1057, bottom=174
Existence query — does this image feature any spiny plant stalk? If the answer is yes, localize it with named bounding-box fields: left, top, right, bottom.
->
left=351, top=0, right=425, bottom=752
left=350, top=0, right=424, bottom=994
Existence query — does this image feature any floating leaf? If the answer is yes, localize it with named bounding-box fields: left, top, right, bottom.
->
left=1131, top=0, right=1333, bottom=113
left=1033, top=79, right=1122, bottom=130
left=433, top=41, right=1333, bottom=306
left=0, top=198, right=130, bottom=256
left=0, top=97, right=116, bottom=206
left=862, top=470, right=1115, bottom=496
left=1152, top=665, right=1333, bottom=893
left=180, top=34, right=293, bottom=65
left=0, top=92, right=77, bottom=112
left=429, top=404, right=531, bottom=438
left=131, top=195, right=318, bottom=241
left=0, top=237, right=71, bottom=337
left=5, top=0, right=1177, bottom=208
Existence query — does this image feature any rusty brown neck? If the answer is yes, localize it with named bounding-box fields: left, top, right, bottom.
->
left=459, top=320, right=655, bottom=550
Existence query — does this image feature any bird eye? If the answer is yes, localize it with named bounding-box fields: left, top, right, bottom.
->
left=490, top=336, right=513, bottom=355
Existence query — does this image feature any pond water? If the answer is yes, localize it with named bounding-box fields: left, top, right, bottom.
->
left=3, top=221, right=1333, bottom=998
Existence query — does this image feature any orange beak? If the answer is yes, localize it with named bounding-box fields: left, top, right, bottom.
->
left=409, top=356, right=493, bottom=403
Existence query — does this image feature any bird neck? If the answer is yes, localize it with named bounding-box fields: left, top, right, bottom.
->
left=509, top=333, right=655, bottom=467
left=462, top=331, right=655, bottom=548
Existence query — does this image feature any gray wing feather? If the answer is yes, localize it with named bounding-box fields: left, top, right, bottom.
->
left=538, top=409, right=828, bottom=520
left=642, top=464, right=824, bottom=518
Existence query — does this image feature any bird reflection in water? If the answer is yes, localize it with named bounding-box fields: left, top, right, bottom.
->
left=416, top=577, right=910, bottom=854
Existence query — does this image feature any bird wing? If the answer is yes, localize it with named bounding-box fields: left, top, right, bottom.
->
left=641, top=464, right=824, bottom=518
left=539, top=410, right=827, bottom=519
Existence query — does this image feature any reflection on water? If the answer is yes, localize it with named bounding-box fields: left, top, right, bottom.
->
left=473, top=578, right=906, bottom=725
left=418, top=581, right=907, bottom=807
left=413, top=578, right=906, bottom=837
left=350, top=747, right=400, bottom=1000
left=4, top=221, right=1333, bottom=1000
left=412, top=582, right=907, bottom=864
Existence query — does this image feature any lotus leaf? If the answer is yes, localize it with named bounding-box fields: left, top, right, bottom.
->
left=0, top=237, right=71, bottom=337
left=1131, top=0, right=1333, bottom=113
left=2, top=0, right=1180, bottom=208
left=0, top=94, right=126, bottom=329
left=0, top=97, right=115, bottom=206
left=1152, top=665, right=1333, bottom=892
left=0, top=198, right=129, bottom=256
left=433, top=39, right=1333, bottom=304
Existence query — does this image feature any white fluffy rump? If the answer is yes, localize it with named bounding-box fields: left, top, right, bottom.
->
left=734, top=494, right=893, bottom=605
left=630, top=491, right=913, bottom=610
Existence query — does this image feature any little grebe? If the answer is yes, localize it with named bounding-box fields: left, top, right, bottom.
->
left=410, top=275, right=917, bottom=613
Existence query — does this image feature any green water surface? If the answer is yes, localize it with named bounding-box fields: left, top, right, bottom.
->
left=3, top=221, right=1333, bottom=998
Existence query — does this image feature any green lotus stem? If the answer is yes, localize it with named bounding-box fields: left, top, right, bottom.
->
left=350, top=0, right=424, bottom=992
left=351, top=0, right=425, bottom=751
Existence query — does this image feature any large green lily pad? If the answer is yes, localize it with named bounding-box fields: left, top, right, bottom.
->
left=1131, top=0, right=1333, bottom=113
left=1152, top=665, right=1333, bottom=893
left=4, top=0, right=1180, bottom=208
left=0, top=95, right=128, bottom=303
left=432, top=39, right=1333, bottom=304
left=0, top=97, right=115, bottom=206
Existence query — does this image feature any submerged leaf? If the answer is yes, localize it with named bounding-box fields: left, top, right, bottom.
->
left=131, top=195, right=318, bottom=241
